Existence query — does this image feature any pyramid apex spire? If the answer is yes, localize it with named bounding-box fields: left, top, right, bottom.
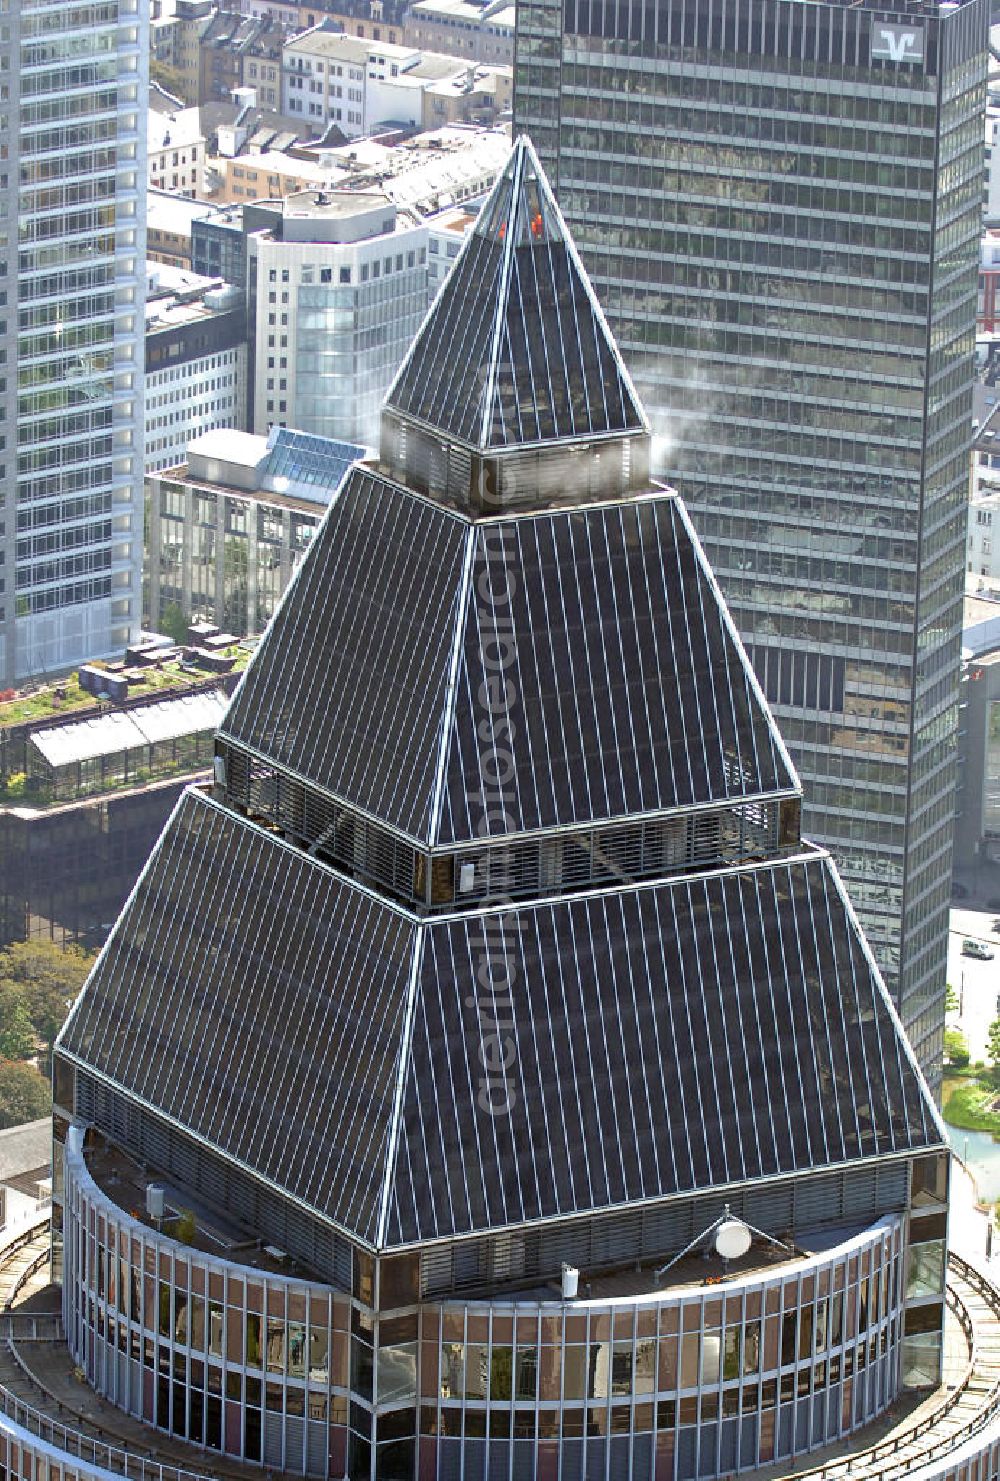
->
left=381, top=134, right=650, bottom=508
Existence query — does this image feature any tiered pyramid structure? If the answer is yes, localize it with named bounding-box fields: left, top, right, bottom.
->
left=57, top=139, right=942, bottom=1271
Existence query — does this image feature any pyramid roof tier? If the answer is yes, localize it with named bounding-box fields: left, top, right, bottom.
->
left=219, top=467, right=798, bottom=845
left=57, top=789, right=942, bottom=1252
left=384, top=136, right=648, bottom=450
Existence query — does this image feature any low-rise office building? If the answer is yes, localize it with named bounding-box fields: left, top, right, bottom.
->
left=354, top=124, right=509, bottom=213
left=144, top=426, right=364, bottom=638
left=967, top=385, right=1000, bottom=594
left=426, top=201, right=475, bottom=294
left=191, top=200, right=255, bottom=286
left=147, top=190, right=216, bottom=269
left=282, top=23, right=509, bottom=136
left=283, top=28, right=418, bottom=135
left=161, top=0, right=217, bottom=105
left=191, top=131, right=504, bottom=447
left=417, top=62, right=512, bottom=130
left=198, top=10, right=289, bottom=106
left=145, top=267, right=249, bottom=473
left=204, top=147, right=335, bottom=204
left=237, top=0, right=410, bottom=39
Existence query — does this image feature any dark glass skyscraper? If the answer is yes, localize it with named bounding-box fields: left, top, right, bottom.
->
left=514, top=0, right=988, bottom=1088
left=52, top=140, right=948, bottom=1481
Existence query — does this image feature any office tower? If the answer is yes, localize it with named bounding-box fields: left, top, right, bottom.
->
left=53, top=138, right=947, bottom=1481
left=247, top=191, right=429, bottom=447
left=515, top=0, right=988, bottom=1089
left=7, top=0, right=148, bottom=685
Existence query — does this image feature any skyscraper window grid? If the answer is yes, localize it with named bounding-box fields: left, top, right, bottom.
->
left=514, top=0, right=987, bottom=1089
left=9, top=0, right=147, bottom=684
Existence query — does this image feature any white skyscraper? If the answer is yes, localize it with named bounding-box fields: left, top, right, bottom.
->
left=7, top=0, right=148, bottom=684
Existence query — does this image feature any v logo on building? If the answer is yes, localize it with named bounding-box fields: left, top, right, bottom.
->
left=872, top=25, right=923, bottom=61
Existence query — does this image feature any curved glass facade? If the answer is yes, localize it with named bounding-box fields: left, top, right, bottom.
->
left=64, top=1138, right=907, bottom=1480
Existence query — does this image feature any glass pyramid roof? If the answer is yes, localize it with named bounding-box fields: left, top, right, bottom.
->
left=220, top=468, right=797, bottom=844
left=57, top=790, right=943, bottom=1249
left=58, top=792, right=414, bottom=1247
left=54, top=135, right=943, bottom=1263
left=220, top=467, right=470, bottom=843
left=384, top=136, right=648, bottom=449
left=385, top=851, right=942, bottom=1243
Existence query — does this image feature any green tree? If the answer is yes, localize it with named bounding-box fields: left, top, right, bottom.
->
left=0, top=988, right=35, bottom=1060
left=989, top=1018, right=1000, bottom=1076
left=0, top=939, right=95, bottom=1062
left=944, top=1027, right=971, bottom=1069
left=158, top=602, right=189, bottom=646
left=945, top=983, right=960, bottom=1014
left=0, top=1060, right=51, bottom=1129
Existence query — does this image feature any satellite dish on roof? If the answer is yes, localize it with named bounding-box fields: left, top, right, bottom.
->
left=715, top=1219, right=752, bottom=1261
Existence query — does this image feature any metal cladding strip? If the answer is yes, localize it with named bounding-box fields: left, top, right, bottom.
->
left=427, top=523, right=477, bottom=848
left=375, top=927, right=427, bottom=1250
left=478, top=140, right=523, bottom=449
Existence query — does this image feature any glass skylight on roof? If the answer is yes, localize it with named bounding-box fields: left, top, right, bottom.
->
left=260, top=428, right=365, bottom=501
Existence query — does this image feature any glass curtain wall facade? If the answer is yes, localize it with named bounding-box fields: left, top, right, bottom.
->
left=249, top=226, right=429, bottom=449
left=514, top=0, right=987, bottom=1089
left=7, top=0, right=147, bottom=685
left=294, top=264, right=430, bottom=446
